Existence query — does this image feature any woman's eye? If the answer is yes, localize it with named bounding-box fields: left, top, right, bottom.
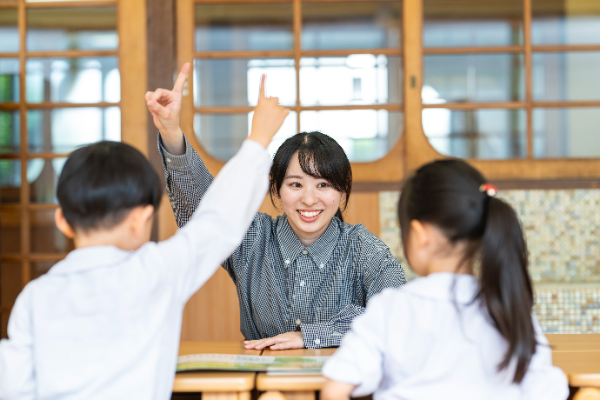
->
left=317, top=182, right=329, bottom=188
left=290, top=182, right=302, bottom=188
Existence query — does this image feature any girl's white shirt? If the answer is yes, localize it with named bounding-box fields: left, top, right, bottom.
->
left=322, top=272, right=569, bottom=400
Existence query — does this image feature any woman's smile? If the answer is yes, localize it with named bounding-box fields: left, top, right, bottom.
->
left=297, top=209, right=323, bottom=222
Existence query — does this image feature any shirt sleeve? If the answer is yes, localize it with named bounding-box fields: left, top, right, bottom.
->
left=158, top=133, right=214, bottom=229
left=302, top=243, right=405, bottom=349
left=321, top=291, right=392, bottom=397
left=519, top=318, right=570, bottom=400
left=0, top=284, right=36, bottom=400
left=153, top=139, right=272, bottom=302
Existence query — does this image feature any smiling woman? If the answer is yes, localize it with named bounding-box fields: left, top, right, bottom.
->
left=149, top=71, right=406, bottom=350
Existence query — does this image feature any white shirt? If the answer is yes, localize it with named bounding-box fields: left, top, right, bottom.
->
left=322, top=273, right=569, bottom=400
left=0, top=140, right=271, bottom=400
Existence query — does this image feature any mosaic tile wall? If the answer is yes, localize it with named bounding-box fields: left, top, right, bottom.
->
left=379, top=190, right=600, bottom=334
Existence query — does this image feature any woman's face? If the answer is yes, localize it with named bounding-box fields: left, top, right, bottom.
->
left=279, top=152, right=345, bottom=246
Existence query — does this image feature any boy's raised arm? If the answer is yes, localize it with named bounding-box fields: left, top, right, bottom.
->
left=153, top=72, right=289, bottom=300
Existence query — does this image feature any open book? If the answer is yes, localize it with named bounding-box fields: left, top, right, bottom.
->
left=177, top=354, right=329, bottom=374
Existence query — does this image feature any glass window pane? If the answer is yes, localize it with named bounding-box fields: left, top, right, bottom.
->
left=26, top=57, right=120, bottom=103
left=27, top=7, right=118, bottom=51
left=28, top=107, right=120, bottom=153
left=534, top=108, right=600, bottom=158
left=29, top=158, right=66, bottom=203
left=0, top=8, right=19, bottom=52
left=195, top=3, right=293, bottom=52
left=0, top=209, right=20, bottom=253
left=533, top=52, right=600, bottom=102
left=0, top=159, right=20, bottom=203
left=194, top=111, right=297, bottom=161
left=300, top=55, right=402, bottom=106
left=0, top=59, right=19, bottom=102
left=300, top=110, right=403, bottom=162
left=32, top=261, right=56, bottom=280
left=194, top=58, right=295, bottom=107
left=423, top=54, right=525, bottom=103
left=31, top=209, right=74, bottom=253
left=532, top=0, right=600, bottom=45
left=424, top=0, right=523, bottom=47
left=302, top=1, right=401, bottom=50
left=0, top=111, right=20, bottom=153
left=423, top=108, right=526, bottom=159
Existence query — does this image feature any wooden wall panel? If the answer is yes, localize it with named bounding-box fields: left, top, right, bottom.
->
left=343, top=192, right=380, bottom=239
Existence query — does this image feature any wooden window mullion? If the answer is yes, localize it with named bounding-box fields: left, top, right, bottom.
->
left=523, top=0, right=533, bottom=159
left=293, top=0, right=301, bottom=133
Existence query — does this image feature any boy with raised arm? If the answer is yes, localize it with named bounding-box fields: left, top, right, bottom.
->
left=0, top=65, right=288, bottom=400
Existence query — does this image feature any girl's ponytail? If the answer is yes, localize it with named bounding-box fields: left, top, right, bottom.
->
left=478, top=196, right=535, bottom=383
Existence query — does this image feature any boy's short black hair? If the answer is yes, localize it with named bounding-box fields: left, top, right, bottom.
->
left=57, top=141, right=162, bottom=232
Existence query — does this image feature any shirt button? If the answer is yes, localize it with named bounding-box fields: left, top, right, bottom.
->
left=300, top=280, right=305, bottom=287
left=285, top=259, right=290, bottom=264
left=319, top=264, right=324, bottom=269
left=296, top=319, right=301, bottom=326
left=314, top=338, right=320, bottom=345
left=302, top=249, right=308, bottom=255
left=166, top=158, right=172, bottom=163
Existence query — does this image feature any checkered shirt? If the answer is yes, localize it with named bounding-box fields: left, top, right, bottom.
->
left=158, top=134, right=406, bottom=348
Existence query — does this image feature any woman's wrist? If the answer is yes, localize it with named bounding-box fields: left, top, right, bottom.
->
left=161, top=127, right=186, bottom=155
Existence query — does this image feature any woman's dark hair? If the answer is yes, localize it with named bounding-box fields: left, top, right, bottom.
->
left=270, top=131, right=352, bottom=222
left=57, top=141, right=162, bottom=232
left=398, top=159, right=535, bottom=384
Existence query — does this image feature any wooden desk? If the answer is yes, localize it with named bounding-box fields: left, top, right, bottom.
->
left=174, top=341, right=260, bottom=400
left=256, top=348, right=337, bottom=400
left=546, top=334, right=600, bottom=400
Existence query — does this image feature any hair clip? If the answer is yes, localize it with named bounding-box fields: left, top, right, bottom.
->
left=479, top=183, right=498, bottom=197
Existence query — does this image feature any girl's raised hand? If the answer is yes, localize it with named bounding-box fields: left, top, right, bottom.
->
left=248, top=75, right=290, bottom=149
left=145, top=63, right=190, bottom=154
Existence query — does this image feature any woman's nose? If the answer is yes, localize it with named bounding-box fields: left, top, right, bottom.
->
left=301, top=188, right=318, bottom=206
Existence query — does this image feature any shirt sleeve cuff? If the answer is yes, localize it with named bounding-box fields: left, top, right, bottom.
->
left=301, top=323, right=343, bottom=349
left=158, top=133, right=195, bottom=172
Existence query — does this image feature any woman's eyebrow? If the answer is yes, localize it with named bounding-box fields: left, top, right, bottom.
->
left=284, top=175, right=305, bottom=180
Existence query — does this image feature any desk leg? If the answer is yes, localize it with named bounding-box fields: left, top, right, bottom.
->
left=204, top=392, right=250, bottom=400
left=280, top=391, right=315, bottom=400
left=573, top=388, right=600, bottom=400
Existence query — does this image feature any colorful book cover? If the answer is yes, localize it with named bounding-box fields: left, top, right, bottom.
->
left=176, top=354, right=329, bottom=374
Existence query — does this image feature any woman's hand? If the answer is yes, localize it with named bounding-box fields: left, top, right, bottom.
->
left=145, top=63, right=190, bottom=155
left=247, top=75, right=290, bottom=150
left=244, top=331, right=304, bottom=350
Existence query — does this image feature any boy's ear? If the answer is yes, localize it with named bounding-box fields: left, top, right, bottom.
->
left=130, top=205, right=155, bottom=239
left=55, top=208, right=75, bottom=239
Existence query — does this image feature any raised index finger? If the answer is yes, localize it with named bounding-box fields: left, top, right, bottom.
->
left=173, top=62, right=190, bottom=94
left=258, top=74, right=266, bottom=101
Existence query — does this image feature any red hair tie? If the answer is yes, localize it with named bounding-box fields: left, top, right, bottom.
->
left=479, top=183, right=498, bottom=197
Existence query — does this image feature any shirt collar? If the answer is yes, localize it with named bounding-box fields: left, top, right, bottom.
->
left=49, top=245, right=133, bottom=275
left=277, top=215, right=340, bottom=271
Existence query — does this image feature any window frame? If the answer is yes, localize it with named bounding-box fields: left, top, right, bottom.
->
left=0, top=0, right=149, bottom=335
left=177, top=0, right=406, bottom=183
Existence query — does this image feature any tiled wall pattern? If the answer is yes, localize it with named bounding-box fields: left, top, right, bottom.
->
left=379, top=190, right=600, bottom=333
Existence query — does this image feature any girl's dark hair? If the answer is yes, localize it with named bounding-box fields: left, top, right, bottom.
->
left=270, top=131, right=352, bottom=222
left=57, top=141, right=162, bottom=232
left=398, top=159, right=534, bottom=384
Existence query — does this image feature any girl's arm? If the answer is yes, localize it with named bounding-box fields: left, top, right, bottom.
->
left=321, top=290, right=393, bottom=398
left=321, top=379, right=355, bottom=400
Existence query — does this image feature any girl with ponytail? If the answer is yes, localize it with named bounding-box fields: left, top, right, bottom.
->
left=321, top=159, right=568, bottom=400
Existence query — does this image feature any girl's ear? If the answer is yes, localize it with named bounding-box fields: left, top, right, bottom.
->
left=55, top=208, right=75, bottom=239
left=131, top=205, right=155, bottom=239
left=410, top=219, right=428, bottom=250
